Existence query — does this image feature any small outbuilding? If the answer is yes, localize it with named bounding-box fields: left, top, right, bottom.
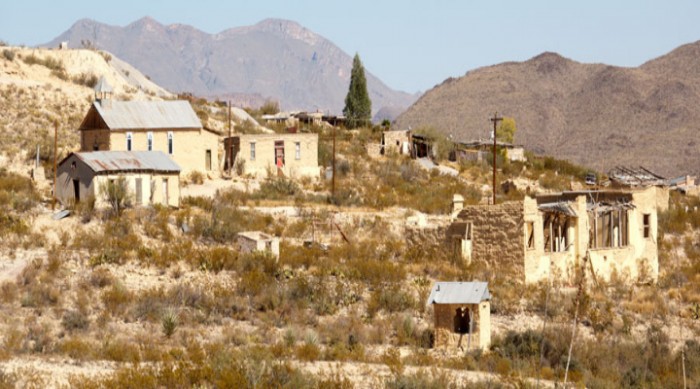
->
left=427, top=281, right=491, bottom=351
left=56, top=151, right=181, bottom=208
left=237, top=231, right=280, bottom=259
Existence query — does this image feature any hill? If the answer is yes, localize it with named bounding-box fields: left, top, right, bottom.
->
left=395, top=42, right=700, bottom=177
left=46, top=17, right=418, bottom=118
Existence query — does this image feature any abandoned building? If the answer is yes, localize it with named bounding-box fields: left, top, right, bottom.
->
left=56, top=151, right=181, bottom=208
left=237, top=231, right=280, bottom=259
left=79, top=78, right=219, bottom=175
left=609, top=166, right=698, bottom=197
left=447, top=187, right=664, bottom=284
left=452, top=140, right=526, bottom=163
left=427, top=281, right=491, bottom=351
left=224, top=133, right=319, bottom=178
left=381, top=129, right=412, bottom=156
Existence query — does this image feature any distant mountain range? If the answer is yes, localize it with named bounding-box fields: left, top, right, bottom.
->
left=395, top=41, right=700, bottom=177
left=46, top=17, right=418, bottom=119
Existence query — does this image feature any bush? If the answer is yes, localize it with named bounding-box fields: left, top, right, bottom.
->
left=72, top=73, right=99, bottom=88
left=61, top=310, right=90, bottom=333
left=2, top=49, right=14, bottom=61
left=188, top=171, right=205, bottom=185
left=99, top=176, right=131, bottom=217
left=161, top=309, right=178, bottom=338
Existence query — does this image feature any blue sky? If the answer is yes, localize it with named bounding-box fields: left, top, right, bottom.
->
left=1, top=0, right=699, bottom=93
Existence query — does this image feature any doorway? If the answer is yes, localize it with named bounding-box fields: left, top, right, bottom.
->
left=453, top=307, right=471, bottom=334
left=274, top=141, right=285, bottom=168
left=72, top=179, right=80, bottom=202
left=205, top=150, right=212, bottom=171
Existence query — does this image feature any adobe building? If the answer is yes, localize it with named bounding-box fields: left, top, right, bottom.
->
left=56, top=151, right=181, bottom=208
left=453, top=140, right=526, bottom=163
left=447, top=187, right=664, bottom=284
left=78, top=78, right=219, bottom=176
left=381, top=129, right=412, bottom=156
left=427, top=281, right=491, bottom=351
left=237, top=231, right=280, bottom=259
left=224, top=133, right=319, bottom=178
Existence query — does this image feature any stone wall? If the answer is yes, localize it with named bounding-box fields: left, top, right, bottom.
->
left=454, top=202, right=525, bottom=274
left=382, top=130, right=411, bottom=155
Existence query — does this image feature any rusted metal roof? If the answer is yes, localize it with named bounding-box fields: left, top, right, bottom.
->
left=72, top=151, right=180, bottom=174
left=94, top=100, right=201, bottom=130
left=427, top=282, right=490, bottom=305
left=539, top=202, right=578, bottom=217
left=608, top=166, right=667, bottom=187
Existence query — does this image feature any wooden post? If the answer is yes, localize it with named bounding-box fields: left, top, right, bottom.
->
left=228, top=101, right=232, bottom=176
left=490, top=113, right=503, bottom=205
left=52, top=121, right=58, bottom=210
left=331, top=125, right=336, bottom=200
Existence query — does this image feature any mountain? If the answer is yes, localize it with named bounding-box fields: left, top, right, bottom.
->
left=395, top=42, right=700, bottom=177
left=46, top=17, right=418, bottom=118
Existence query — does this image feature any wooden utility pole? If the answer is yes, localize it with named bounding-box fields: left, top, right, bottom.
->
left=490, top=112, right=503, bottom=205
left=228, top=101, right=232, bottom=176
left=52, top=121, right=58, bottom=210
left=331, top=125, right=336, bottom=200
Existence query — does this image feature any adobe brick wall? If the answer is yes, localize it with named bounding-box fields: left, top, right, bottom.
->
left=454, top=202, right=525, bottom=275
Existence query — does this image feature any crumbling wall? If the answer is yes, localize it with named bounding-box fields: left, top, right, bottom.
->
left=454, top=202, right=525, bottom=275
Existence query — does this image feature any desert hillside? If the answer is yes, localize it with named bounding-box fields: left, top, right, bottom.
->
left=395, top=41, right=700, bottom=177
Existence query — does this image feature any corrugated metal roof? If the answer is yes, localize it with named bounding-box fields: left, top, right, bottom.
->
left=73, top=151, right=181, bottom=174
left=427, top=281, right=490, bottom=305
left=539, top=202, right=577, bottom=217
left=94, top=100, right=202, bottom=130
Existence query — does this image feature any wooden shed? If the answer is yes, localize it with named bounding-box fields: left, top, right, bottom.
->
left=56, top=151, right=181, bottom=208
left=426, top=281, right=491, bottom=351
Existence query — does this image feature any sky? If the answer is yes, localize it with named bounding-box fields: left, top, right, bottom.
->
left=1, top=0, right=699, bottom=94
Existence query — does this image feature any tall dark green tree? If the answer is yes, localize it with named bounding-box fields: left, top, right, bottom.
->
left=343, top=53, right=372, bottom=128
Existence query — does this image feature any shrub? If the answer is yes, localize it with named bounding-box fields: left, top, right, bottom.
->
left=61, top=310, right=90, bottom=333
left=2, top=49, right=14, bottom=61
left=188, top=171, right=205, bottom=185
left=99, top=176, right=131, bottom=217
left=161, top=309, right=178, bottom=338
left=72, top=73, right=99, bottom=88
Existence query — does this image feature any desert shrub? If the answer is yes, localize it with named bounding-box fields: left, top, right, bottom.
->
left=89, top=266, right=114, bottom=288
left=161, top=309, right=179, bottom=338
left=367, top=284, right=415, bottom=317
left=0, top=281, right=18, bottom=303
left=101, top=282, right=133, bottom=316
left=385, top=369, right=456, bottom=389
left=257, top=176, right=301, bottom=199
left=194, top=246, right=238, bottom=272
left=2, top=49, right=14, bottom=61
left=74, top=195, right=96, bottom=223
left=61, top=309, right=90, bottom=333
left=71, top=73, right=98, bottom=88
left=188, top=170, right=205, bottom=185
left=22, top=54, right=64, bottom=71
left=58, top=337, right=96, bottom=361
left=99, top=176, right=131, bottom=217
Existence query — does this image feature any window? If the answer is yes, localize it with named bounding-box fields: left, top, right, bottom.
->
left=250, top=142, right=256, bottom=161
left=544, top=214, right=569, bottom=252
left=526, top=222, right=535, bottom=249
left=295, top=142, right=301, bottom=160
left=147, top=132, right=153, bottom=151
left=643, top=214, right=651, bottom=238
left=167, top=132, right=173, bottom=155
left=589, top=209, right=628, bottom=249
left=126, top=132, right=133, bottom=151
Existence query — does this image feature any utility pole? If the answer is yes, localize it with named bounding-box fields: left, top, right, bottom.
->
left=52, top=121, right=58, bottom=210
left=490, top=112, right=503, bottom=205
left=228, top=101, right=232, bottom=176
left=331, top=125, right=336, bottom=200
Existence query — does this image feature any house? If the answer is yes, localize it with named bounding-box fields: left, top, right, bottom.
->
left=224, top=133, right=319, bottom=178
left=381, top=129, right=412, bottom=156
left=78, top=78, right=219, bottom=176
left=452, top=140, right=526, bottom=163
left=447, top=187, right=664, bottom=284
left=237, top=231, right=280, bottom=259
left=427, top=281, right=491, bottom=351
left=56, top=151, right=181, bottom=208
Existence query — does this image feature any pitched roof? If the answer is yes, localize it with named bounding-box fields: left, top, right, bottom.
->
left=427, top=281, right=490, bottom=305
left=93, top=100, right=202, bottom=130
left=68, top=151, right=181, bottom=174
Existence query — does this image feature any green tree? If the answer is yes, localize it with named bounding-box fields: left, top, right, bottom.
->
left=100, top=176, right=131, bottom=217
left=497, top=117, right=517, bottom=144
left=343, top=53, right=372, bottom=129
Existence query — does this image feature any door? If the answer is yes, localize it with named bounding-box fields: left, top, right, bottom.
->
left=135, top=178, right=142, bottom=205
left=205, top=150, right=212, bottom=171
left=274, top=141, right=285, bottom=168
left=72, top=179, right=80, bottom=202
left=162, top=178, right=169, bottom=206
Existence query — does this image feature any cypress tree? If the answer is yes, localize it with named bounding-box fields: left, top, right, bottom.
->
left=343, top=53, right=372, bottom=128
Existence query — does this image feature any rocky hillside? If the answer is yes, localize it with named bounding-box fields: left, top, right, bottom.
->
left=395, top=41, right=700, bottom=177
left=46, top=17, right=418, bottom=118
left=0, top=46, right=171, bottom=168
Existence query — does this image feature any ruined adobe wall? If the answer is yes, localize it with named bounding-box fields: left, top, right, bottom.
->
left=455, top=202, right=525, bottom=275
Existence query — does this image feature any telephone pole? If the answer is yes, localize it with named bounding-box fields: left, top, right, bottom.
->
left=490, top=112, right=503, bottom=205
left=52, top=121, right=58, bottom=210
left=227, top=101, right=232, bottom=176
left=331, top=125, right=336, bottom=200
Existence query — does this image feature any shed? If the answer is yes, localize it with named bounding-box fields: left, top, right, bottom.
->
left=427, top=281, right=491, bottom=350
left=56, top=151, right=181, bottom=208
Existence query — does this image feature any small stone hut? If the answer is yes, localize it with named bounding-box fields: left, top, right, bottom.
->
left=427, top=281, right=491, bottom=351
left=237, top=231, right=280, bottom=259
